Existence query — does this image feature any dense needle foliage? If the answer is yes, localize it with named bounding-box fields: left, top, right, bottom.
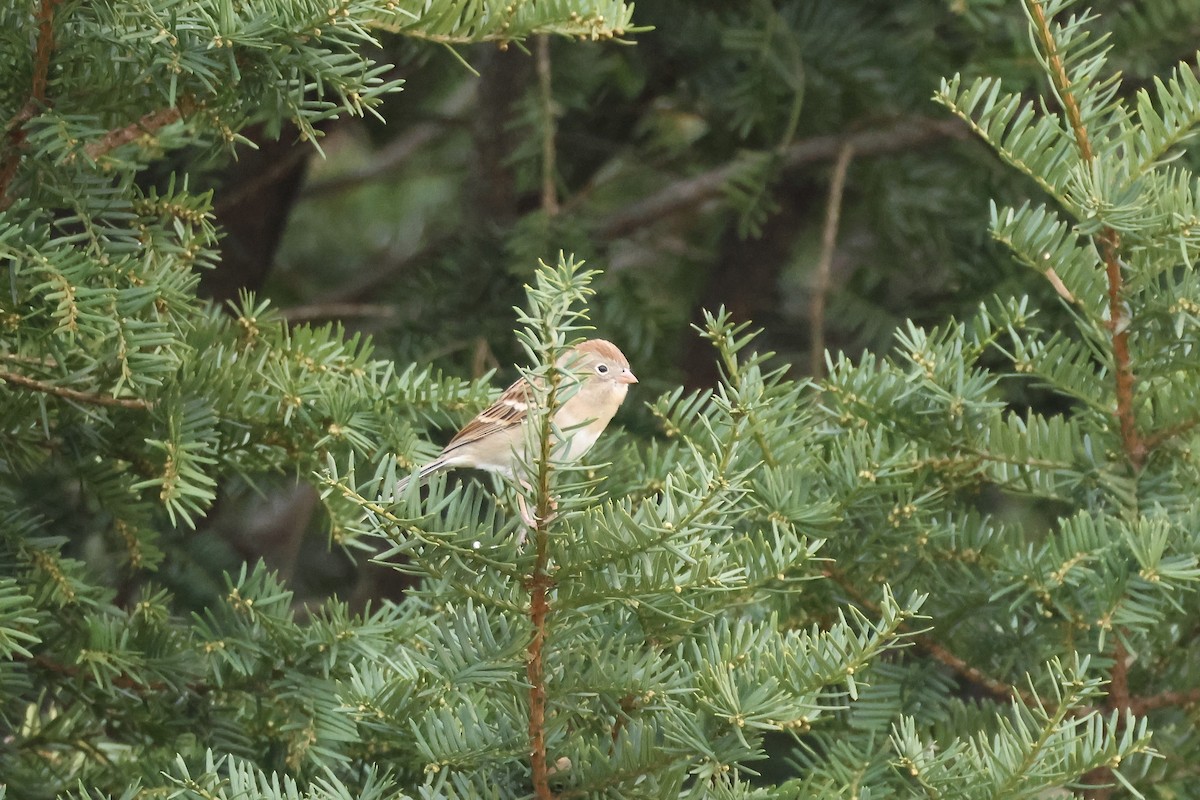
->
left=4, top=0, right=1200, bottom=798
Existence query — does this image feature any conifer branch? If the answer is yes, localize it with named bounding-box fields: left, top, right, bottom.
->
left=330, top=480, right=522, bottom=576
left=369, top=3, right=637, bottom=45
left=1026, top=1, right=1092, bottom=162
left=918, top=638, right=1039, bottom=708
left=31, top=653, right=169, bottom=693
left=810, top=143, right=854, bottom=378
left=0, top=368, right=153, bottom=411
left=824, top=566, right=1039, bottom=709
left=1024, top=12, right=1141, bottom=797
left=1100, top=230, right=1144, bottom=467
left=1025, top=0, right=1144, bottom=469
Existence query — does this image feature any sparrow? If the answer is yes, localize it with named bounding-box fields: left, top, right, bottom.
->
left=396, top=339, right=637, bottom=526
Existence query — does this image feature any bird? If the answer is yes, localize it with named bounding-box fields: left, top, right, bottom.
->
left=395, top=339, right=637, bottom=526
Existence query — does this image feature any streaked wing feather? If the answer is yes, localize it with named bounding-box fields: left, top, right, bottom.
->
left=441, top=377, right=531, bottom=453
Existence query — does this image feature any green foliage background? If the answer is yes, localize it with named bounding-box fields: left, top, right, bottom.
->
left=4, top=0, right=1200, bottom=797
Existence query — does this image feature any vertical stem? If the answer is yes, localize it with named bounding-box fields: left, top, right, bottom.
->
left=526, top=574, right=551, bottom=799
left=1025, top=0, right=1144, bottom=469
left=526, top=346, right=562, bottom=800
left=1100, top=229, right=1144, bottom=468
left=29, top=0, right=64, bottom=104
left=536, top=35, right=559, bottom=216
left=809, top=143, right=853, bottom=378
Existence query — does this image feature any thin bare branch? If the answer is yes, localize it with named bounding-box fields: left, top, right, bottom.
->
left=597, top=117, right=965, bottom=239
left=299, top=82, right=475, bottom=200
left=536, top=35, right=559, bottom=216
left=809, top=143, right=854, bottom=377
left=281, top=303, right=397, bottom=323
left=1129, top=686, right=1200, bottom=715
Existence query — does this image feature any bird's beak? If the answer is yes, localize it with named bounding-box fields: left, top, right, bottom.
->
left=617, top=369, right=638, bottom=385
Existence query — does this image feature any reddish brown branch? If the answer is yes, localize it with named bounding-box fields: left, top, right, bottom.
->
left=809, top=143, right=854, bottom=378
left=1026, top=0, right=1093, bottom=162
left=0, top=0, right=66, bottom=206
left=1109, top=638, right=1131, bottom=713
left=0, top=368, right=153, bottom=410
left=29, top=651, right=225, bottom=698
left=84, top=100, right=193, bottom=161
left=33, top=654, right=159, bottom=692
left=526, top=573, right=552, bottom=799
left=1027, top=0, right=1144, bottom=469
left=919, top=638, right=1036, bottom=706
left=525, top=360, right=564, bottom=800
left=1143, top=416, right=1200, bottom=452
left=30, top=0, right=64, bottom=104
left=1100, top=230, right=1145, bottom=467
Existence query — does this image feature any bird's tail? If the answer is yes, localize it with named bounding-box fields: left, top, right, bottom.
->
left=394, top=457, right=446, bottom=498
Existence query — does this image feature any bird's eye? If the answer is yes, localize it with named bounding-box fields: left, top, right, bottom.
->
left=596, top=364, right=609, bottom=374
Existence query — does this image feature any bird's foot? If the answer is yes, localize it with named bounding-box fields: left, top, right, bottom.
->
left=516, top=494, right=558, bottom=526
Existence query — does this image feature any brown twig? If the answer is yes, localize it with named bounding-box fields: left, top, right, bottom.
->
left=1109, top=638, right=1131, bottom=714
left=526, top=570, right=552, bottom=799
left=536, top=35, right=559, bottom=216
left=919, top=637, right=1036, bottom=706
left=83, top=101, right=192, bottom=161
left=809, top=144, right=854, bottom=378
left=1129, top=686, right=1200, bottom=715
left=29, top=0, right=64, bottom=103
left=33, top=654, right=162, bottom=693
left=596, top=117, right=965, bottom=239
left=0, top=0, right=66, bottom=207
left=1026, top=0, right=1143, bottom=469
left=1143, top=416, right=1200, bottom=452
left=1100, top=230, right=1144, bottom=468
left=0, top=368, right=153, bottom=411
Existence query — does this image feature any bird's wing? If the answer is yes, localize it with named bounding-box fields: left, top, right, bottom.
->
left=440, top=376, right=532, bottom=456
